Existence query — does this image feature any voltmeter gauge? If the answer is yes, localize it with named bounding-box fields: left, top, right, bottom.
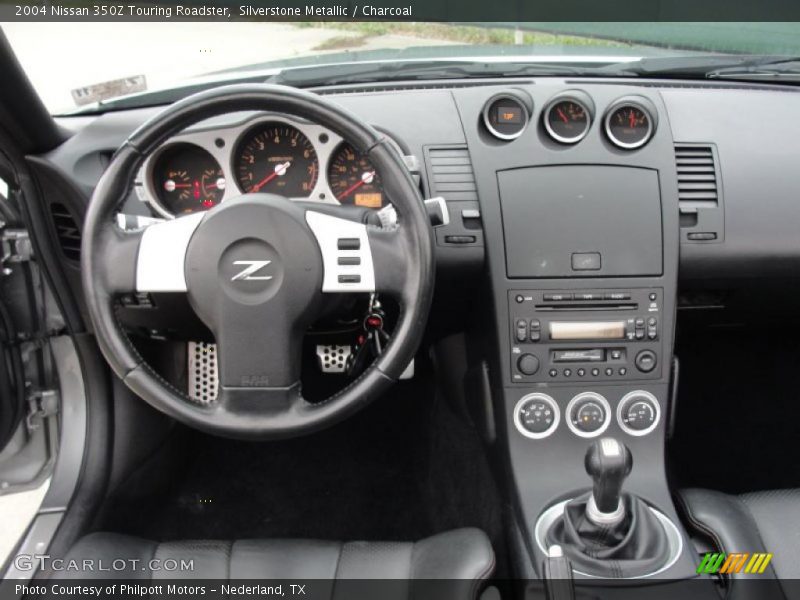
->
left=604, top=100, right=656, bottom=149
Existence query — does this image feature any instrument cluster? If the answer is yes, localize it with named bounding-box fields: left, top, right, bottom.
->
left=134, top=114, right=396, bottom=218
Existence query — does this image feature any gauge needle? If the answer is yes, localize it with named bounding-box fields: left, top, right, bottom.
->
left=556, top=108, right=569, bottom=123
left=339, top=171, right=376, bottom=199
left=252, top=161, right=291, bottom=192
left=629, top=110, right=636, bottom=128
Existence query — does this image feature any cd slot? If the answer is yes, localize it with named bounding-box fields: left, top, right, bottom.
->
left=536, top=303, right=638, bottom=311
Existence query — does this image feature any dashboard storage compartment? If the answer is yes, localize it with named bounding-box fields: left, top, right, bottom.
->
left=498, top=165, right=663, bottom=278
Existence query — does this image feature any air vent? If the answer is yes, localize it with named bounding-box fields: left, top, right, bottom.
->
left=426, top=147, right=478, bottom=201
left=50, top=202, right=81, bottom=261
left=675, top=144, right=719, bottom=207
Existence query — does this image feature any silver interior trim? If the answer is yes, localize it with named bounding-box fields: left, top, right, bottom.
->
left=482, top=93, right=529, bottom=141
left=543, top=95, right=592, bottom=144
left=133, top=112, right=406, bottom=218
left=424, top=196, right=450, bottom=226
left=136, top=212, right=204, bottom=292
left=534, top=498, right=684, bottom=579
left=305, top=210, right=375, bottom=293
left=565, top=391, right=611, bottom=438
left=586, top=494, right=625, bottom=526
left=617, top=390, right=661, bottom=437
left=512, top=393, right=560, bottom=440
left=603, top=100, right=656, bottom=150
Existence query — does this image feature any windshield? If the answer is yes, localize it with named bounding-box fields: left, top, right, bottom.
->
left=3, top=22, right=800, bottom=114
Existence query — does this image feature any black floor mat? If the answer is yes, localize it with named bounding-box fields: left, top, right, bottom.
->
left=99, top=361, right=505, bottom=551
left=670, top=325, right=800, bottom=494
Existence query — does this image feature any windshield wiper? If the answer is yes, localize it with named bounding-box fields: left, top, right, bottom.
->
left=597, top=55, right=800, bottom=81
left=265, top=59, right=635, bottom=87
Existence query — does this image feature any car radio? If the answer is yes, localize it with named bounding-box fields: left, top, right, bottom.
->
left=508, top=288, right=662, bottom=382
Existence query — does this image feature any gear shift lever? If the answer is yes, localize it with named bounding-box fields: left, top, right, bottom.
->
left=584, top=437, right=632, bottom=525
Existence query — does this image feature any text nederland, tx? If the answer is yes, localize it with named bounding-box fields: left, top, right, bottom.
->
left=16, top=584, right=308, bottom=596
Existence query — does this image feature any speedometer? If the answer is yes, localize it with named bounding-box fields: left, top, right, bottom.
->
left=234, top=123, right=319, bottom=196
left=327, top=142, right=385, bottom=208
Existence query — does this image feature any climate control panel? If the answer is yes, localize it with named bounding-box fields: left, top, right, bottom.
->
left=512, top=389, right=661, bottom=440
left=509, top=288, right=663, bottom=383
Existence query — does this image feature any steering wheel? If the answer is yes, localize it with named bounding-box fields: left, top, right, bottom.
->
left=81, top=84, right=435, bottom=439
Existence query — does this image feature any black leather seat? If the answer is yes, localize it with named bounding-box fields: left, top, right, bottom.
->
left=680, top=488, right=800, bottom=580
left=59, top=528, right=494, bottom=586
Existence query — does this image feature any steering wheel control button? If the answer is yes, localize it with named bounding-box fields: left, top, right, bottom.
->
left=514, top=393, right=560, bottom=440
left=337, top=238, right=361, bottom=250
left=634, top=350, right=657, bottom=373
left=566, top=392, right=611, bottom=438
left=517, top=353, right=540, bottom=376
left=337, top=256, right=361, bottom=266
left=617, top=390, right=661, bottom=437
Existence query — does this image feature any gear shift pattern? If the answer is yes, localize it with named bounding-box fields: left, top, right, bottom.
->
left=584, top=438, right=633, bottom=524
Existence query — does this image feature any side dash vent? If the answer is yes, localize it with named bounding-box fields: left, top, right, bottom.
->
left=674, top=144, right=724, bottom=242
left=426, top=147, right=478, bottom=202
left=424, top=146, right=484, bottom=248
left=50, top=202, right=82, bottom=261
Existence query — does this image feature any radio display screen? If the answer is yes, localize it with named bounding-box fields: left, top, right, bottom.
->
left=549, top=321, right=626, bottom=340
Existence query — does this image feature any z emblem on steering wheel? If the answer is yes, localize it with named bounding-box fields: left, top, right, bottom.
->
left=231, top=260, right=273, bottom=281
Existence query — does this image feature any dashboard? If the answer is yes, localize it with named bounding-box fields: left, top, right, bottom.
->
left=132, top=113, right=401, bottom=218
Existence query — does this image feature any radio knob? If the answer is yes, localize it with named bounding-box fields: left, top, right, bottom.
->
left=634, top=350, right=657, bottom=373
left=517, top=353, right=540, bottom=376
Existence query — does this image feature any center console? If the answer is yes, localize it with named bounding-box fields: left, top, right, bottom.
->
left=452, top=82, right=698, bottom=584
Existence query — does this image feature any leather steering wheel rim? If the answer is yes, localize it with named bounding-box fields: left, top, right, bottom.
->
left=81, top=84, right=435, bottom=440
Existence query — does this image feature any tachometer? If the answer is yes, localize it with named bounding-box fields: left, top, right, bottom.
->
left=234, top=123, right=319, bottom=196
left=152, top=143, right=225, bottom=215
left=327, top=142, right=385, bottom=208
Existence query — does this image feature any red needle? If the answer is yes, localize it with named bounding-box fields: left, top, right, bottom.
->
left=339, top=179, right=366, bottom=199
left=339, top=171, right=375, bottom=199
left=171, top=183, right=191, bottom=189
left=193, top=180, right=201, bottom=199
left=206, top=182, right=217, bottom=190
left=252, top=171, right=278, bottom=192
left=557, top=108, right=569, bottom=123
left=629, top=110, right=636, bottom=128
left=252, top=162, right=290, bottom=192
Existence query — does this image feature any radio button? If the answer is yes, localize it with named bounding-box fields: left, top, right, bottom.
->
left=605, top=367, right=614, bottom=376
left=575, top=292, right=602, bottom=301
left=563, top=369, right=572, bottom=377
left=577, top=368, right=586, bottom=377
left=619, top=367, right=628, bottom=376
left=604, top=292, right=631, bottom=300
left=544, top=293, right=572, bottom=301
left=530, top=319, right=541, bottom=330
left=591, top=368, right=600, bottom=376
left=635, top=330, right=645, bottom=340
left=517, top=353, right=540, bottom=376
left=549, top=369, right=558, bottom=377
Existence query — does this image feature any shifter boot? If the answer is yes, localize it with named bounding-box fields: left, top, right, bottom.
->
left=546, top=492, right=671, bottom=578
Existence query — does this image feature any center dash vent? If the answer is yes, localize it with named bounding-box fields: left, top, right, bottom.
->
left=426, top=147, right=477, bottom=202
left=674, top=144, right=724, bottom=242
left=675, top=144, right=719, bottom=207
left=50, top=202, right=82, bottom=261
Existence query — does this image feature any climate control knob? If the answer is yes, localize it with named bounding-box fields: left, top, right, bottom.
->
left=517, top=353, right=540, bottom=376
left=617, top=390, right=661, bottom=436
left=566, top=392, right=611, bottom=438
left=513, top=393, right=560, bottom=439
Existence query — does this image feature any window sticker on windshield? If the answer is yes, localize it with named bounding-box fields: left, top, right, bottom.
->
left=70, top=75, right=146, bottom=106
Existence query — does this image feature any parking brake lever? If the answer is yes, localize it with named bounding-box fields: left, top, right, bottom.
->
left=543, top=545, right=576, bottom=600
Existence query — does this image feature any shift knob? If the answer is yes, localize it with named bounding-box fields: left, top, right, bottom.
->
left=585, top=437, right=633, bottom=514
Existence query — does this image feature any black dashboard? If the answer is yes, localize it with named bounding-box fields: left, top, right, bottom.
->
left=39, top=78, right=800, bottom=288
